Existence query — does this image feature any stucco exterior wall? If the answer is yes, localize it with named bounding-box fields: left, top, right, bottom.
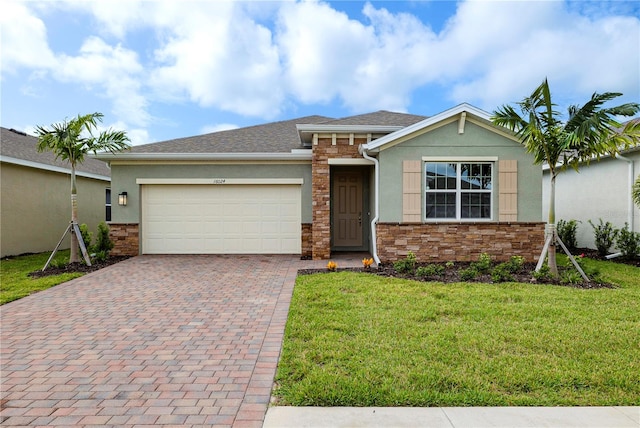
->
left=1, top=163, right=109, bottom=257
left=109, top=162, right=312, bottom=224
left=542, top=152, right=640, bottom=249
left=377, top=120, right=542, bottom=222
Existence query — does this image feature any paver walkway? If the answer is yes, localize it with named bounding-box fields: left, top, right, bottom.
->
left=1, top=254, right=334, bottom=428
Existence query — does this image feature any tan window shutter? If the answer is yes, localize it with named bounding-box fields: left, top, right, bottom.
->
left=499, top=160, right=518, bottom=221
left=403, top=160, right=422, bottom=222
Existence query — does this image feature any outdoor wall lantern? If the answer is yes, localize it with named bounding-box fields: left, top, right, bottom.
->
left=118, top=192, right=128, bottom=206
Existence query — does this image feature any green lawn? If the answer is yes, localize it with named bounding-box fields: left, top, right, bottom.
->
left=1, top=251, right=83, bottom=305
left=274, top=258, right=640, bottom=407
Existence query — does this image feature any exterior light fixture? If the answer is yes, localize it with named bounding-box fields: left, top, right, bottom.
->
left=118, top=192, right=128, bottom=206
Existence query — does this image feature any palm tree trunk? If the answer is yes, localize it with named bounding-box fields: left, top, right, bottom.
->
left=548, top=172, right=558, bottom=276
left=70, top=165, right=79, bottom=264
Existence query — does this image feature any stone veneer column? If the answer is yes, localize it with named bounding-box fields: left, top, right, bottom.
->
left=311, top=136, right=367, bottom=260
left=109, top=223, right=139, bottom=256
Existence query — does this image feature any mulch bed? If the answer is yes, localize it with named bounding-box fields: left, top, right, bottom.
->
left=29, top=256, right=131, bottom=278
left=300, top=247, right=638, bottom=289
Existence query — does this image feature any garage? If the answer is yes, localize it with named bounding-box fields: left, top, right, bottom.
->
left=140, top=179, right=302, bottom=254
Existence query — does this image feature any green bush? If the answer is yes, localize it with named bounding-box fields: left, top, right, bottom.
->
left=50, top=257, right=67, bottom=269
left=416, top=264, right=445, bottom=277
left=460, top=267, right=479, bottom=281
left=94, top=221, right=114, bottom=254
left=505, top=255, right=525, bottom=273
left=79, top=223, right=93, bottom=251
left=472, top=253, right=492, bottom=273
left=616, top=223, right=640, bottom=260
left=491, top=263, right=514, bottom=283
left=588, top=219, right=619, bottom=257
left=557, top=219, right=580, bottom=251
left=532, top=264, right=551, bottom=282
left=394, top=251, right=417, bottom=274
left=560, top=270, right=583, bottom=285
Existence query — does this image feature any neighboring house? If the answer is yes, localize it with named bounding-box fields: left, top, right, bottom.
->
left=0, top=127, right=111, bottom=257
left=95, top=104, right=544, bottom=262
left=542, top=146, right=640, bottom=250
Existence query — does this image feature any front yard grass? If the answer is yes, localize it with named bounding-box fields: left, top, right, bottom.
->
left=274, top=258, right=640, bottom=407
left=0, top=251, right=83, bottom=305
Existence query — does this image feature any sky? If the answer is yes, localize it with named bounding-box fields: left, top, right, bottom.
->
left=2, top=0, right=639, bottom=146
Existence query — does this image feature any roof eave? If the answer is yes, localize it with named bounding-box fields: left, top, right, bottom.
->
left=91, top=151, right=313, bottom=162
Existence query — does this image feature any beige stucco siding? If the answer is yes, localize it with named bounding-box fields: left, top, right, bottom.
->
left=377, top=120, right=542, bottom=223
left=1, top=163, right=109, bottom=257
left=109, top=162, right=312, bottom=224
left=542, top=152, right=640, bottom=249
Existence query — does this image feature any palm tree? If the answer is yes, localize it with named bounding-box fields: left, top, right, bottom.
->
left=492, top=79, right=639, bottom=276
left=36, top=113, right=130, bottom=264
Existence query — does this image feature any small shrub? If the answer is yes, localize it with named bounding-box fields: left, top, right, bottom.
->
left=505, top=255, right=525, bottom=273
left=416, top=264, right=445, bottom=277
left=557, top=219, right=580, bottom=251
left=394, top=251, right=417, bottom=274
left=362, top=258, right=374, bottom=269
left=94, top=221, right=114, bottom=254
left=50, top=258, right=67, bottom=269
left=532, top=264, right=552, bottom=282
left=560, top=270, right=583, bottom=285
left=588, top=219, right=619, bottom=257
left=472, top=253, right=492, bottom=273
left=445, top=261, right=455, bottom=268
left=460, top=267, right=479, bottom=281
left=616, top=223, right=640, bottom=260
left=79, top=223, right=93, bottom=251
left=491, top=263, right=514, bottom=283
left=92, top=250, right=109, bottom=263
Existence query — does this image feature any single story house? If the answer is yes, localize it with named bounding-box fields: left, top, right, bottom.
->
left=1, top=127, right=112, bottom=257
left=95, top=104, right=544, bottom=262
left=542, top=146, right=639, bottom=250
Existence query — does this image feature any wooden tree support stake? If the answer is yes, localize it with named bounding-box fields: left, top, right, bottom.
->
left=42, top=222, right=92, bottom=271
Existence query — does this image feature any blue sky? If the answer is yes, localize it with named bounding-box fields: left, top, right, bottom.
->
left=2, top=0, right=639, bottom=146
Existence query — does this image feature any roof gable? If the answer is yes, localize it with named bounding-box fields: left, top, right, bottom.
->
left=361, top=103, right=517, bottom=152
left=0, top=127, right=111, bottom=178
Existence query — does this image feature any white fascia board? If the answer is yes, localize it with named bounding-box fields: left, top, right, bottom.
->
left=136, top=178, right=304, bottom=185
left=296, top=124, right=403, bottom=133
left=328, top=158, right=375, bottom=165
left=91, top=152, right=312, bottom=162
left=541, top=145, right=640, bottom=172
left=362, top=103, right=494, bottom=152
left=1, top=155, right=111, bottom=181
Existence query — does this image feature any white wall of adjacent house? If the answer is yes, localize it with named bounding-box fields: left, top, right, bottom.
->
left=542, top=151, right=640, bottom=250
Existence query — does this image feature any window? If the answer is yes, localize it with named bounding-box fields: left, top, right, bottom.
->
left=425, top=162, right=492, bottom=220
left=105, top=188, right=112, bottom=222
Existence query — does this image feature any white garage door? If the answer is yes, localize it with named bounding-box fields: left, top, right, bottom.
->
left=141, top=184, right=301, bottom=254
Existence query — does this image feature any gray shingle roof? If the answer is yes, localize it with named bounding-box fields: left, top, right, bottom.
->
left=128, top=111, right=428, bottom=154
left=130, top=115, right=333, bottom=154
left=0, top=127, right=111, bottom=177
left=322, top=110, right=427, bottom=126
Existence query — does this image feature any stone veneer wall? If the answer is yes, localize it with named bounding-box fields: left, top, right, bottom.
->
left=311, top=136, right=367, bottom=259
left=376, top=222, right=545, bottom=263
left=301, top=223, right=312, bottom=258
left=109, top=223, right=140, bottom=256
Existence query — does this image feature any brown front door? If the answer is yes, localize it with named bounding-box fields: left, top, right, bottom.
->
left=333, top=171, right=363, bottom=247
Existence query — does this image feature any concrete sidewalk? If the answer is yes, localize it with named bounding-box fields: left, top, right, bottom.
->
left=263, top=406, right=640, bottom=428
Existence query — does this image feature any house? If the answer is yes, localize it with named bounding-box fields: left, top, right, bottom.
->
left=0, top=127, right=111, bottom=257
left=94, top=104, right=544, bottom=262
left=542, top=146, right=640, bottom=250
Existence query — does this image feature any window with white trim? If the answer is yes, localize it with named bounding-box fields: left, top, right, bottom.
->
left=424, top=162, right=493, bottom=220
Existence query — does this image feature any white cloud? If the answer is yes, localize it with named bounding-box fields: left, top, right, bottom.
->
left=0, top=1, right=56, bottom=73
left=147, top=2, right=284, bottom=118
left=200, top=123, right=240, bottom=134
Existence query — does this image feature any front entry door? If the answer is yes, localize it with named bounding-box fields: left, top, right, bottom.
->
left=333, top=172, right=363, bottom=247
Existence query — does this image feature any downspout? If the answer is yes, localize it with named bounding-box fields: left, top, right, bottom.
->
left=360, top=145, right=381, bottom=265
left=606, top=154, right=634, bottom=260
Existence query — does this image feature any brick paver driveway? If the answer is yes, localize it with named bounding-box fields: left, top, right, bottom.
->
left=1, top=255, right=310, bottom=427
